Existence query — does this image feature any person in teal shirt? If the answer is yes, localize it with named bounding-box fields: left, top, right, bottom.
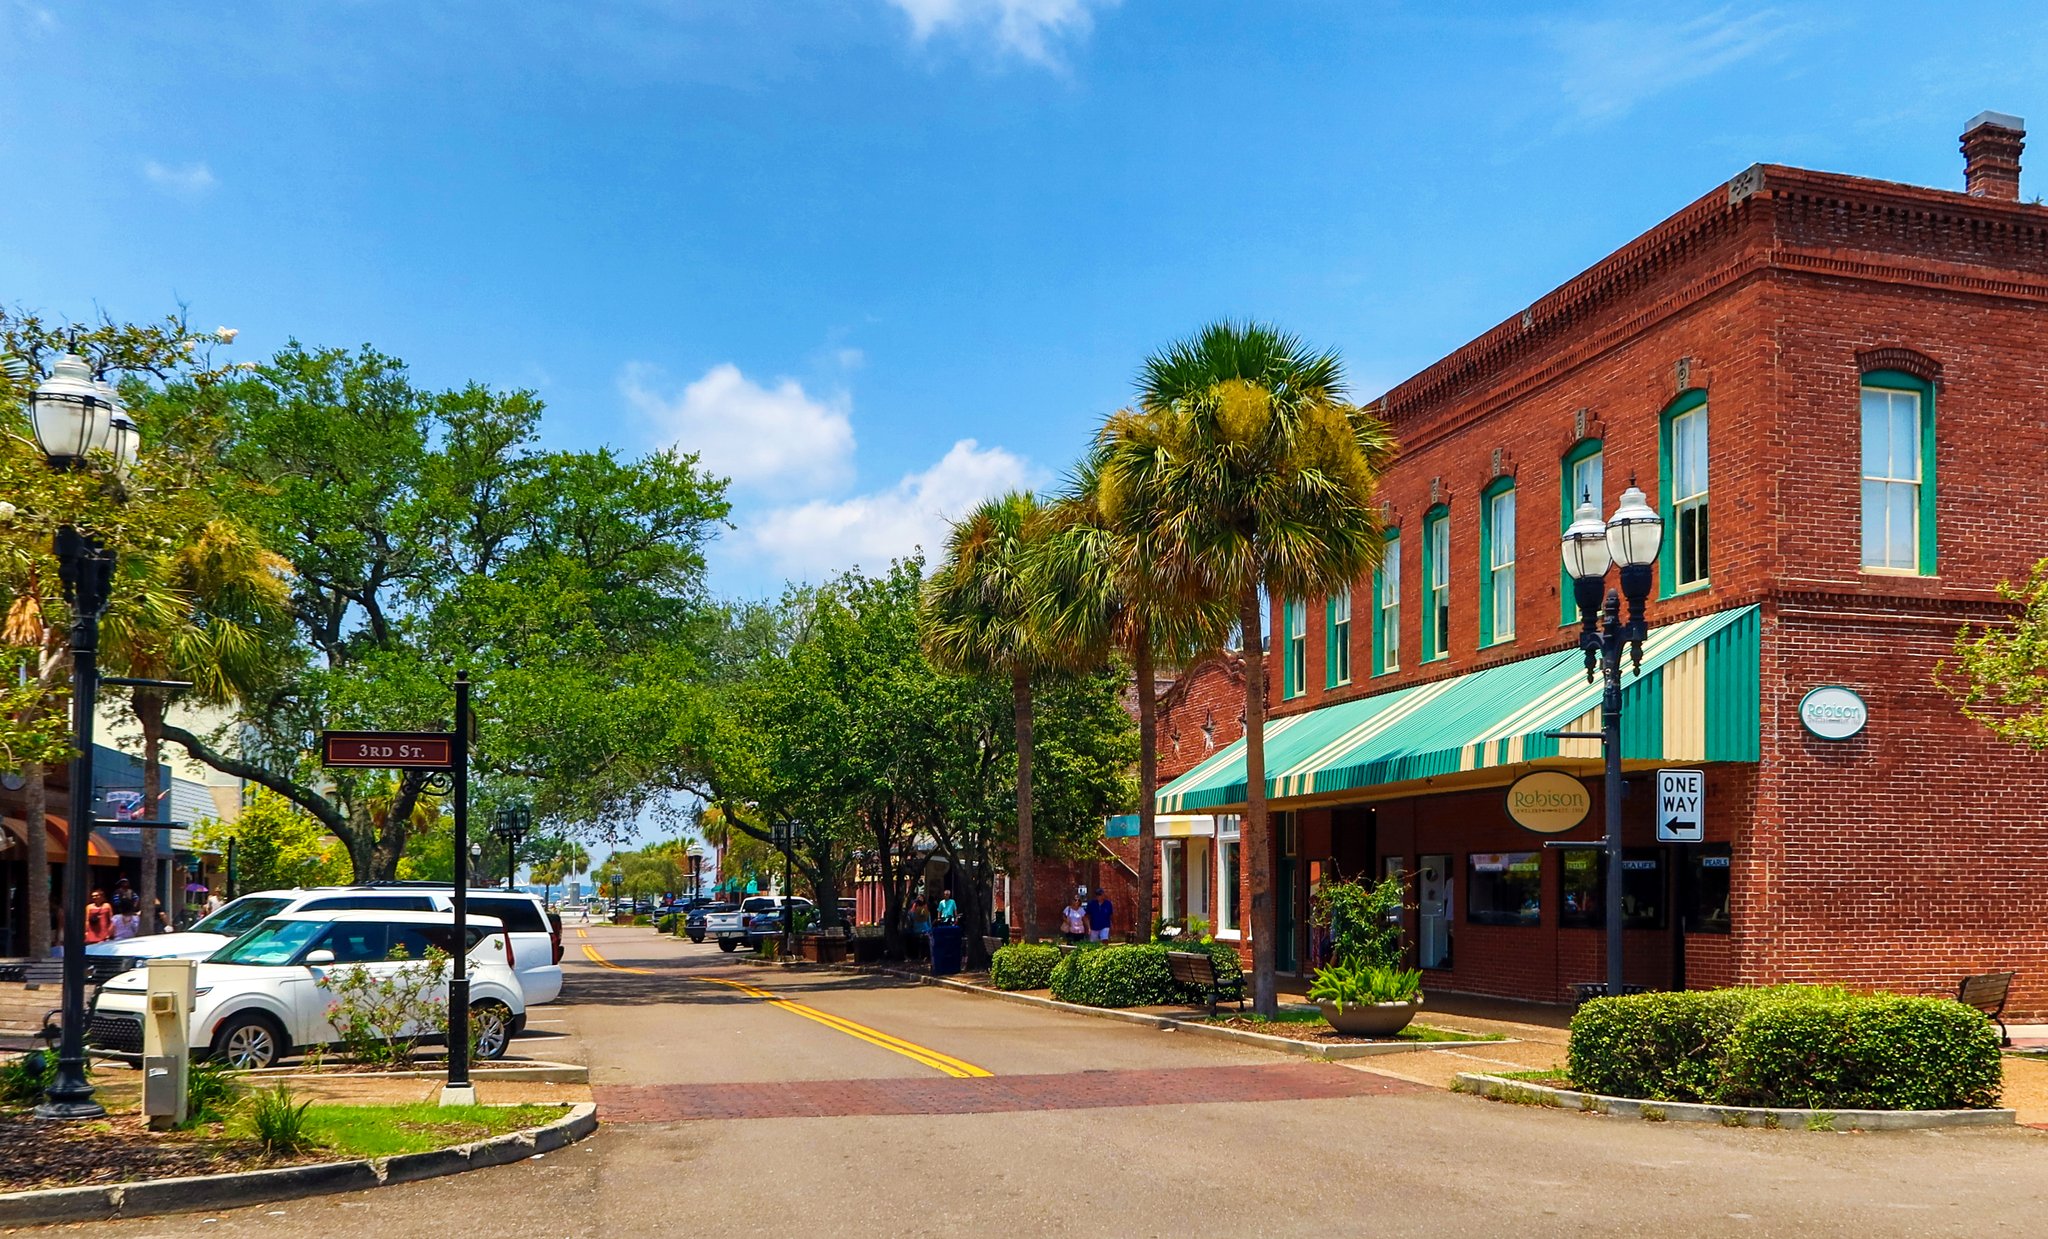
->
left=937, top=889, right=959, bottom=924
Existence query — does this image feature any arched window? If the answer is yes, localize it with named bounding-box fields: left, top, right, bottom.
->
left=1479, top=477, right=1516, bottom=646
left=1422, top=505, right=1450, bottom=662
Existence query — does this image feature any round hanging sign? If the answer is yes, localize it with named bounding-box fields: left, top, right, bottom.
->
left=1799, top=686, right=1868, bottom=740
left=1504, top=770, right=1592, bottom=835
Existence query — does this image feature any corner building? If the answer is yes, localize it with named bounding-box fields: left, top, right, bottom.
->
left=1156, top=113, right=2048, bottom=1014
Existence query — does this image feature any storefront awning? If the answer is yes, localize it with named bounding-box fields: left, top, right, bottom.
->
left=0, top=816, right=121, bottom=864
left=1158, top=605, right=1760, bottom=814
left=1104, top=813, right=1216, bottom=839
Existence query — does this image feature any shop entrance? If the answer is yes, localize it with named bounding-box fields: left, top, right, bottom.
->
left=1276, top=812, right=1299, bottom=973
left=1418, top=853, right=1452, bottom=970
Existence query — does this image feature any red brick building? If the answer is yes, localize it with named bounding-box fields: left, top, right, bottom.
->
left=1156, top=113, right=2048, bottom=1013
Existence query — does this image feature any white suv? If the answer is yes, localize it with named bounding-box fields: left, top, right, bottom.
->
left=89, top=911, right=527, bottom=1069
left=90, top=886, right=563, bottom=1005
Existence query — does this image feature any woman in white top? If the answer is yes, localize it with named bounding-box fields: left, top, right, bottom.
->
left=1060, top=899, right=1088, bottom=944
left=110, top=900, right=141, bottom=940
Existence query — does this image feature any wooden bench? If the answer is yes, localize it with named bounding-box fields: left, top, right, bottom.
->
left=1957, top=971, right=2017, bottom=1046
left=983, top=936, right=1008, bottom=960
left=1571, top=982, right=1650, bottom=1007
left=1166, top=950, right=1245, bottom=1017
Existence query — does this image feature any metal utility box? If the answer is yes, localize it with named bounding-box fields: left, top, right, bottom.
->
left=142, top=958, right=196, bottom=1129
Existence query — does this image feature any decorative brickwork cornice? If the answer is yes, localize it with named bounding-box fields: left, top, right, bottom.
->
left=1855, top=347, right=1943, bottom=381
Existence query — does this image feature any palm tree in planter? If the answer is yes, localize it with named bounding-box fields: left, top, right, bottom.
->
left=921, top=491, right=1069, bottom=942
left=1031, top=452, right=1234, bottom=946
left=1100, top=321, right=1396, bottom=1015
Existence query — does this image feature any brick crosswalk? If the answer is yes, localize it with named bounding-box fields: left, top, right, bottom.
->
left=596, top=1062, right=1422, bottom=1123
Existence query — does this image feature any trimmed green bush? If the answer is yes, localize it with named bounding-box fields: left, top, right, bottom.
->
left=1568, top=986, right=2002, bottom=1111
left=988, top=943, right=1060, bottom=991
left=1047, top=941, right=1246, bottom=1008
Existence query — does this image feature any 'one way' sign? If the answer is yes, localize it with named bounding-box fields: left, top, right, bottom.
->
left=1656, top=769, right=1704, bottom=843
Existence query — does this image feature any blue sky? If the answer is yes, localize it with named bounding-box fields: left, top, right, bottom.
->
left=3, top=1, right=2045, bottom=602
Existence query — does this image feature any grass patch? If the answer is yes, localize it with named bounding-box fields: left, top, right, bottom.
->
left=1398, top=1024, right=1506, bottom=1043
left=1498, top=1068, right=1572, bottom=1084
left=229, top=1103, right=564, bottom=1158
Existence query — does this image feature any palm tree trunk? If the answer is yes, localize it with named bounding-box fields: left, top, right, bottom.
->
left=1134, top=626, right=1157, bottom=942
left=25, top=761, right=49, bottom=959
left=1012, top=665, right=1036, bottom=942
left=138, top=693, right=164, bottom=936
left=1240, top=584, right=1277, bottom=1016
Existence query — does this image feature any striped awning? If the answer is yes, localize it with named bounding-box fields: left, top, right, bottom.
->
left=1158, top=605, right=1760, bottom=814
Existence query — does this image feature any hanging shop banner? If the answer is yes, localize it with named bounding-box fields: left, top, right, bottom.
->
left=1798, top=686, right=1868, bottom=741
left=1504, top=770, right=1593, bottom=835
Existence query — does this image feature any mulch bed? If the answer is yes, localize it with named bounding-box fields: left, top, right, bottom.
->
left=0, top=1111, right=287, bottom=1194
left=1202, top=1017, right=1472, bottom=1045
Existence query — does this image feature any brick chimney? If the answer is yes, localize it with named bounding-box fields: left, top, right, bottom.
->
left=1961, top=111, right=2025, bottom=201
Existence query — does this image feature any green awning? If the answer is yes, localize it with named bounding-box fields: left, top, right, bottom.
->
left=1158, top=605, right=1760, bottom=814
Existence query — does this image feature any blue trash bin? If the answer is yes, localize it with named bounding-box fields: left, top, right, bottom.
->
left=929, top=923, right=964, bottom=976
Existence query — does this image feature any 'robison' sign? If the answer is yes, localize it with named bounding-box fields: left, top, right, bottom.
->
left=1504, top=770, right=1592, bottom=835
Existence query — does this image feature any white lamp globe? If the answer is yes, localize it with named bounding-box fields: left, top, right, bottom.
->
left=29, top=354, right=109, bottom=465
left=1605, top=485, right=1664, bottom=568
left=1560, top=498, right=1612, bottom=580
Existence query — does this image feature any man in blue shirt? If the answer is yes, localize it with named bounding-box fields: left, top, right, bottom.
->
left=937, top=889, right=958, bottom=924
left=1085, top=889, right=1113, bottom=943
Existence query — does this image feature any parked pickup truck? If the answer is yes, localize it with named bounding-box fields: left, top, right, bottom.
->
left=706, top=896, right=813, bottom=951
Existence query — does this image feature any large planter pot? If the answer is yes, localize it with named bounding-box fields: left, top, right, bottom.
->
left=1318, top=997, right=1422, bottom=1037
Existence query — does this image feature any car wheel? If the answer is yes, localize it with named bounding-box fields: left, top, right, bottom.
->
left=212, top=1012, right=286, bottom=1070
left=687, top=930, right=705, bottom=943
left=718, top=938, right=738, bottom=952
left=471, top=1000, right=515, bottom=1060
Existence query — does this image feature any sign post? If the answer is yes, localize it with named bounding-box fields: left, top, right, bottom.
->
left=317, top=676, right=472, bottom=1105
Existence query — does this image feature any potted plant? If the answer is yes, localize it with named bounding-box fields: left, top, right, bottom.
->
left=1308, top=961, right=1424, bottom=1036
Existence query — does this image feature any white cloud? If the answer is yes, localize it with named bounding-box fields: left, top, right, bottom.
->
left=885, top=0, right=1115, bottom=65
left=142, top=159, right=217, bottom=199
left=1544, top=6, right=1807, bottom=122
left=748, top=438, right=1043, bottom=579
left=623, top=362, right=854, bottom=493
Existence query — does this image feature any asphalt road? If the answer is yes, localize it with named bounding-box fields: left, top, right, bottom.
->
left=48, top=927, right=2048, bottom=1238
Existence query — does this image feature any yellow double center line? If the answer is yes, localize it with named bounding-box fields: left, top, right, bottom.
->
left=578, top=943, right=990, bottom=1079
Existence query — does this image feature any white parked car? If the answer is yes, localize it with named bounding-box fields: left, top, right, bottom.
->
left=89, top=911, right=527, bottom=1070
left=90, top=885, right=563, bottom=1005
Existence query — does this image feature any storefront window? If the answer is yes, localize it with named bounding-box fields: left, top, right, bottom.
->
left=1161, top=840, right=1182, bottom=922
left=1216, top=817, right=1241, bottom=936
left=1686, top=845, right=1731, bottom=933
left=1466, top=851, right=1540, bottom=926
left=1557, top=848, right=1666, bottom=929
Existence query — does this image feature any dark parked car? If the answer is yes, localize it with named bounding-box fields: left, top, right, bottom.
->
left=685, top=902, right=736, bottom=944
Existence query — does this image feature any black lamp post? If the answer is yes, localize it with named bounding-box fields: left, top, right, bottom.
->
left=1561, top=483, right=1664, bottom=1001
left=29, top=352, right=136, bottom=1121
left=491, top=800, right=533, bottom=891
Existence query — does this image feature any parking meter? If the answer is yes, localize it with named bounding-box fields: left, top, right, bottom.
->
left=142, top=958, right=196, bottom=1129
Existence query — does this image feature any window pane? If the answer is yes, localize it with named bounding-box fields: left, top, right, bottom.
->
left=1892, top=395, right=1919, bottom=482
left=1332, top=586, right=1350, bottom=624
left=1571, top=452, right=1603, bottom=513
left=1889, top=484, right=1916, bottom=568
left=1493, top=566, right=1514, bottom=638
left=1861, top=480, right=1885, bottom=565
left=1860, top=389, right=1888, bottom=477
left=1466, top=852, right=1541, bottom=927
left=1686, top=845, right=1731, bottom=933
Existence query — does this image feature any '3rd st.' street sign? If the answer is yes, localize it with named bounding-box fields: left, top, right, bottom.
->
left=321, top=731, right=456, bottom=770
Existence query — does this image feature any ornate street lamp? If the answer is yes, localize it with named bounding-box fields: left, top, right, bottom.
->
left=1561, top=483, right=1663, bottom=1001
left=29, top=354, right=123, bottom=1120
left=491, top=800, right=533, bottom=890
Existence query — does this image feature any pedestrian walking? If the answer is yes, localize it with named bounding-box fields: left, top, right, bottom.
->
left=110, top=897, right=140, bottom=941
left=937, top=888, right=958, bottom=925
left=203, top=888, right=224, bottom=916
left=84, top=889, right=114, bottom=945
left=1061, top=897, right=1087, bottom=944
left=1085, top=889, right=1113, bottom=943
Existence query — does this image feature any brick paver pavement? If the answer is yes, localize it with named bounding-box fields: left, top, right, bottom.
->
left=595, top=1060, right=1422, bottom=1122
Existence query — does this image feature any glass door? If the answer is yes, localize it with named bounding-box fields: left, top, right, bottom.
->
left=1275, top=813, right=1299, bottom=973
left=1418, top=853, right=1452, bottom=970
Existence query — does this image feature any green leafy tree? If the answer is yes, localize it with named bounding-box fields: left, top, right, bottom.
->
left=1102, top=321, right=1397, bottom=1014
left=192, top=788, right=351, bottom=893
left=1942, top=559, right=2048, bottom=747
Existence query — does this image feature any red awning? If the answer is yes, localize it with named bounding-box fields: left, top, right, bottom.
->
left=0, top=816, right=119, bottom=864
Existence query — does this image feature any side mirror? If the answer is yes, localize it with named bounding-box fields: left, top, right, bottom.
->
left=304, top=949, right=335, bottom=965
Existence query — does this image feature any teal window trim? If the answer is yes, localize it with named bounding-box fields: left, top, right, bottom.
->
left=1373, top=530, right=1400, bottom=676
left=1560, top=438, right=1603, bottom=624
left=1860, top=369, right=1937, bottom=575
left=1657, top=389, right=1710, bottom=598
left=1325, top=586, right=1352, bottom=688
left=1422, top=505, right=1450, bottom=663
left=1478, top=477, right=1516, bottom=648
left=1282, top=598, right=1307, bottom=699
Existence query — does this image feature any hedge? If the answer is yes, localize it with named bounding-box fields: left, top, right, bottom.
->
left=988, top=943, right=1060, bottom=991
left=1047, top=941, right=1245, bottom=1009
left=1568, top=986, right=2002, bottom=1110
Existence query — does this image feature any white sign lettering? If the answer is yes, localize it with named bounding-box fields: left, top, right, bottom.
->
left=1656, top=768, right=1704, bottom=843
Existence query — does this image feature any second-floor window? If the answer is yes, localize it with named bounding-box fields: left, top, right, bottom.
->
left=1376, top=534, right=1400, bottom=675
left=1483, top=482, right=1516, bottom=645
left=1424, top=507, right=1450, bottom=661
left=1284, top=598, right=1307, bottom=698
left=1563, top=440, right=1603, bottom=623
left=1327, top=586, right=1352, bottom=687
left=1664, top=393, right=1709, bottom=591
left=1861, top=374, right=1934, bottom=573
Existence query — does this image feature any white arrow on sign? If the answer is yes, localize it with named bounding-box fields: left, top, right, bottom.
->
left=1656, top=768, right=1704, bottom=843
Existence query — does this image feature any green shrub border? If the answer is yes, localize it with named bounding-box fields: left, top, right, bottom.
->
left=988, top=943, right=1060, bottom=991
left=1046, top=941, right=1244, bottom=1009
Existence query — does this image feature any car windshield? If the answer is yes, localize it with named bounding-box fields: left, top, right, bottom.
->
left=206, top=918, right=328, bottom=966
left=189, top=896, right=293, bottom=938
left=742, top=898, right=776, bottom=913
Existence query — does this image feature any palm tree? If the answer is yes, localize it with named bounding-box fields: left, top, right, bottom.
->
left=921, top=492, right=1063, bottom=940
left=102, top=518, right=290, bottom=933
left=1100, top=321, right=1396, bottom=1014
left=1032, top=455, right=1234, bottom=943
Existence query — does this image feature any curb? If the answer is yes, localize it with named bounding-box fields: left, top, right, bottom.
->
left=239, top=1059, right=590, bottom=1085
left=0, top=1102, right=597, bottom=1226
left=1452, top=1073, right=2017, bottom=1130
left=829, top=963, right=1509, bottom=1061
